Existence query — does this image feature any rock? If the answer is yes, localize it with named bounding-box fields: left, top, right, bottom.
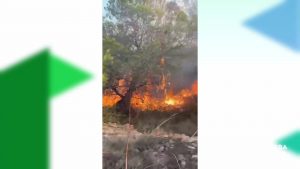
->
left=187, top=145, right=196, bottom=149
left=180, top=160, right=186, bottom=167
left=158, top=145, right=166, bottom=152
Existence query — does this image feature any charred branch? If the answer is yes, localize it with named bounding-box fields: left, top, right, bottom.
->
left=111, top=86, right=125, bottom=98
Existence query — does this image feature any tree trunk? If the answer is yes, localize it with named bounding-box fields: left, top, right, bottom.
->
left=116, top=81, right=139, bottom=119
left=116, top=90, right=133, bottom=115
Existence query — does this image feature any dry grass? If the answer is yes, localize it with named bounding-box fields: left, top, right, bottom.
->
left=152, top=113, right=180, bottom=132
left=172, top=153, right=182, bottom=169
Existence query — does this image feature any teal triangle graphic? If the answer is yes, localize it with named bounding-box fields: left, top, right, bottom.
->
left=278, top=130, right=300, bottom=156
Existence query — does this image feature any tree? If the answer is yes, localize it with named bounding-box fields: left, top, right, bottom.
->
left=103, top=0, right=197, bottom=115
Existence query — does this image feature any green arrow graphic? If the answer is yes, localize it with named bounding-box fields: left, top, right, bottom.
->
left=278, top=130, right=300, bottom=156
left=0, top=49, right=91, bottom=169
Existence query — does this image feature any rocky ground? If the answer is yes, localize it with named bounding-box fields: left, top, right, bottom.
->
left=103, top=123, right=197, bottom=169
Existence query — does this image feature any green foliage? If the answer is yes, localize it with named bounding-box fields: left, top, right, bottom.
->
left=154, top=8, right=164, bottom=18
left=177, top=11, right=188, bottom=22
left=103, top=37, right=128, bottom=56
left=103, top=73, right=108, bottom=87
left=103, top=107, right=128, bottom=124
left=134, top=4, right=153, bottom=16
left=103, top=0, right=197, bottom=91
left=103, top=49, right=113, bottom=87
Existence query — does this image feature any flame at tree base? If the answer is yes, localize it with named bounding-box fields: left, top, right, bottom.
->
left=103, top=80, right=197, bottom=112
left=165, top=99, right=176, bottom=105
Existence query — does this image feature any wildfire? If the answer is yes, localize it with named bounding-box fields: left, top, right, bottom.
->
left=103, top=80, right=197, bottom=111
left=165, top=99, right=176, bottom=105
left=192, top=80, right=198, bottom=95
left=103, top=56, right=197, bottom=111
left=103, top=90, right=121, bottom=107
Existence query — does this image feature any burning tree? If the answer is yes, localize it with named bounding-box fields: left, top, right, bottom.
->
left=103, top=0, right=197, bottom=115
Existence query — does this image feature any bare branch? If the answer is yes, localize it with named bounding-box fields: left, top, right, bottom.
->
left=172, top=153, right=182, bottom=169
left=111, top=86, right=125, bottom=98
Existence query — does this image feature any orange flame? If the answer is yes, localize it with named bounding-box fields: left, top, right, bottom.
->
left=192, top=80, right=198, bottom=95
left=103, top=80, right=197, bottom=111
left=103, top=90, right=121, bottom=107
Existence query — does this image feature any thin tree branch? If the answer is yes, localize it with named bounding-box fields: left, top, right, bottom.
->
left=172, top=153, right=182, bottom=169
left=111, top=86, right=125, bottom=98
left=152, top=113, right=179, bottom=131
left=135, top=81, right=148, bottom=89
left=191, top=130, right=197, bottom=137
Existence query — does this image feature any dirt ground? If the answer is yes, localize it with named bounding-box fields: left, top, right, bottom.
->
left=103, top=123, right=197, bottom=169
